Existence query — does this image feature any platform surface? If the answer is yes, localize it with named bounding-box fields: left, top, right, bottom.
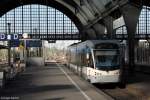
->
left=0, top=62, right=112, bottom=100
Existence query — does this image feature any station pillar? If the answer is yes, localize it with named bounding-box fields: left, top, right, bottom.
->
left=8, top=23, right=11, bottom=66
left=86, top=28, right=97, bottom=39
left=92, top=23, right=106, bottom=39
left=121, top=4, right=142, bottom=75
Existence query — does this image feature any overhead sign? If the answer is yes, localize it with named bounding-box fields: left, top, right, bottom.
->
left=10, top=40, right=42, bottom=47
left=10, top=40, right=20, bottom=47
left=26, top=40, right=42, bottom=47
left=10, top=40, right=24, bottom=47
left=0, top=34, right=20, bottom=41
left=113, top=16, right=125, bottom=29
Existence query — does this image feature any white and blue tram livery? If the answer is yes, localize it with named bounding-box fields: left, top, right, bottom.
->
left=66, top=40, right=125, bottom=85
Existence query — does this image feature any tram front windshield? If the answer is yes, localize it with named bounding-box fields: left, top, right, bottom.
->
left=94, top=50, right=120, bottom=70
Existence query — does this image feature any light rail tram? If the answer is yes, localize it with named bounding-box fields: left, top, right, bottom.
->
left=66, top=40, right=125, bottom=87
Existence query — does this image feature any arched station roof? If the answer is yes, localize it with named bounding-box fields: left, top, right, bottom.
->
left=0, top=0, right=148, bottom=39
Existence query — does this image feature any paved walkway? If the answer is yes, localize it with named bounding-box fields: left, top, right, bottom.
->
left=0, top=62, right=112, bottom=100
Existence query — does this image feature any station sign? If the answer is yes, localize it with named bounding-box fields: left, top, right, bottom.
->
left=0, top=34, right=20, bottom=41
left=10, top=40, right=24, bottom=47
left=10, top=40, right=42, bottom=47
left=26, top=40, right=42, bottom=47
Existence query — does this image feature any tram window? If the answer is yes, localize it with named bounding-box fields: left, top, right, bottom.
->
left=94, top=50, right=120, bottom=70
left=97, top=56, right=106, bottom=62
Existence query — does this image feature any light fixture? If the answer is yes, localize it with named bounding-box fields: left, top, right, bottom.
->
left=23, top=33, right=28, bottom=39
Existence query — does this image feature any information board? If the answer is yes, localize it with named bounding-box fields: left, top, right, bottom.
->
left=0, top=34, right=20, bottom=41
left=26, top=40, right=42, bottom=47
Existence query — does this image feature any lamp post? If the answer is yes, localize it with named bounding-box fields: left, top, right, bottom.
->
left=7, top=23, right=11, bottom=66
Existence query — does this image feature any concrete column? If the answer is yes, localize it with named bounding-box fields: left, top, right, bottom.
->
left=93, top=23, right=105, bottom=39
left=24, top=40, right=27, bottom=66
left=93, top=23, right=105, bottom=34
left=120, top=4, right=142, bottom=75
left=103, top=16, right=114, bottom=38
left=86, top=28, right=97, bottom=39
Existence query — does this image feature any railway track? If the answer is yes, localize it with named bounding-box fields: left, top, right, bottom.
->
left=62, top=62, right=150, bottom=100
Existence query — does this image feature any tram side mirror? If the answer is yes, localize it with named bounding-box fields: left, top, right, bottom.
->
left=86, top=53, right=89, bottom=60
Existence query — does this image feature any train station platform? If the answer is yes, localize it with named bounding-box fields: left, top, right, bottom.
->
left=0, top=62, right=112, bottom=100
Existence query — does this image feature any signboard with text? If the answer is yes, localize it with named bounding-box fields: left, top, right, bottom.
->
left=26, top=40, right=42, bottom=47
left=0, top=34, right=20, bottom=41
left=10, top=40, right=24, bottom=47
